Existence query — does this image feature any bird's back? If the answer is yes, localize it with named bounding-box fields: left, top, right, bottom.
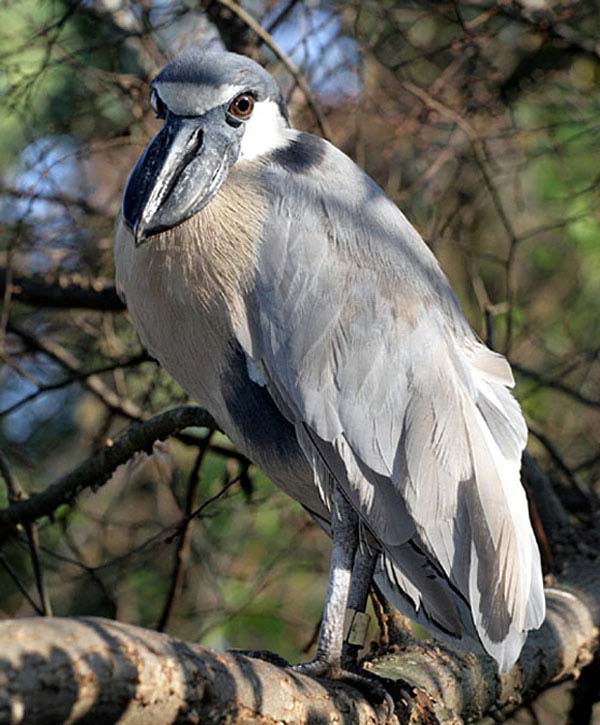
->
left=235, top=131, right=545, bottom=670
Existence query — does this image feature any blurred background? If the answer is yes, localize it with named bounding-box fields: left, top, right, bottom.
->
left=0, top=0, right=599, bottom=721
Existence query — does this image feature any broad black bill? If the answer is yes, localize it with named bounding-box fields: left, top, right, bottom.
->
left=123, top=108, right=239, bottom=245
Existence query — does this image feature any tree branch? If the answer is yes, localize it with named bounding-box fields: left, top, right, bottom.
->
left=0, top=406, right=216, bottom=537
left=513, top=361, right=600, bottom=411
left=7, top=322, right=144, bottom=421
left=0, top=451, right=52, bottom=615
left=366, top=559, right=600, bottom=722
left=491, top=0, right=600, bottom=62
left=0, top=269, right=125, bottom=311
left=0, top=562, right=598, bottom=723
left=0, top=352, right=152, bottom=419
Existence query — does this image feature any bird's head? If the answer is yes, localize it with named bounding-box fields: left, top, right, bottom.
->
left=123, top=49, right=289, bottom=246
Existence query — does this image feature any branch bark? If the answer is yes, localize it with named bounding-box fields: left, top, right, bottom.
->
left=0, top=269, right=125, bottom=311
left=0, top=406, right=216, bottom=537
left=0, top=561, right=598, bottom=724
left=0, top=617, right=382, bottom=725
left=367, top=559, right=600, bottom=722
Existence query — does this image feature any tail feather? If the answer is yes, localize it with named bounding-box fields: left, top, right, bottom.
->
left=390, top=339, right=545, bottom=671
left=375, top=542, right=485, bottom=656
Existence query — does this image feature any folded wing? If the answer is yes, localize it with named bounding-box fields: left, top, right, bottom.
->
left=237, top=134, right=545, bottom=670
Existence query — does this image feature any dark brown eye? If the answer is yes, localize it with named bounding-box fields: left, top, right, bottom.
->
left=228, top=93, right=255, bottom=120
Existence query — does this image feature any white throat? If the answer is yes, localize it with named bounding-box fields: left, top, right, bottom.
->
left=238, top=99, right=289, bottom=161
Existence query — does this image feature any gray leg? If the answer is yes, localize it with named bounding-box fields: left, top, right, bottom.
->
left=293, top=484, right=358, bottom=675
left=342, top=544, right=377, bottom=669
left=291, top=489, right=395, bottom=718
left=348, top=544, right=377, bottom=612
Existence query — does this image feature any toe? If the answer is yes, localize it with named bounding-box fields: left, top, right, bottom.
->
left=290, top=659, right=337, bottom=678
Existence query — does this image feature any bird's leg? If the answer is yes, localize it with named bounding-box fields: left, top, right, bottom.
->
left=342, top=544, right=377, bottom=670
left=291, top=489, right=395, bottom=717
left=292, top=484, right=358, bottom=677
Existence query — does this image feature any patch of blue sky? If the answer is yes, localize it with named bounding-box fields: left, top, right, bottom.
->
left=2, top=135, right=88, bottom=224
left=111, top=1, right=359, bottom=98
left=1, top=134, right=91, bottom=269
left=1, top=363, right=74, bottom=445
left=264, top=2, right=361, bottom=100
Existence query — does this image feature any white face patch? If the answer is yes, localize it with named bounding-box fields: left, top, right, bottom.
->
left=238, top=99, right=290, bottom=161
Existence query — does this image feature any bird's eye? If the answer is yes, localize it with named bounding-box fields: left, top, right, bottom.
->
left=150, top=89, right=166, bottom=118
left=228, top=93, right=255, bottom=120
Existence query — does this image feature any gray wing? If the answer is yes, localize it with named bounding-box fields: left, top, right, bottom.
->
left=237, top=133, right=544, bottom=671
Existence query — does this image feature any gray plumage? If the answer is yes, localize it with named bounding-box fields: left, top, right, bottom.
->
left=115, top=49, right=545, bottom=674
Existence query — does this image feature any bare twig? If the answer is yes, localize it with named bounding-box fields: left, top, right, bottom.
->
left=157, top=437, right=212, bottom=632
left=0, top=451, right=52, bottom=615
left=8, top=322, right=144, bottom=421
left=528, top=428, right=588, bottom=499
left=401, top=80, right=521, bottom=353
left=513, top=362, right=600, bottom=411
left=477, top=0, right=600, bottom=61
left=0, top=353, right=152, bottom=419
left=0, top=269, right=125, bottom=311
left=0, top=554, right=44, bottom=614
left=264, top=0, right=302, bottom=33
left=213, top=0, right=333, bottom=140
left=0, top=406, right=216, bottom=536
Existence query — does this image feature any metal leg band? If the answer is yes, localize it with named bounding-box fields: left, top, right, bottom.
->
left=344, top=607, right=371, bottom=647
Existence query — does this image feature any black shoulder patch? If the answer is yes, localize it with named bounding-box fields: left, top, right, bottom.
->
left=222, top=344, right=302, bottom=463
left=270, top=133, right=326, bottom=173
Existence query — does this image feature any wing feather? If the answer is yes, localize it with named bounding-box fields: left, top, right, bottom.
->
left=237, top=133, right=545, bottom=670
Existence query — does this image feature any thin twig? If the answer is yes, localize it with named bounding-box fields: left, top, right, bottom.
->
left=24, top=525, right=52, bottom=616
left=482, top=0, right=600, bottom=61
left=0, top=406, right=216, bottom=536
left=8, top=322, right=143, bottom=421
left=0, top=450, right=52, bottom=615
left=401, top=80, right=522, bottom=354
left=513, top=362, right=600, bottom=411
left=264, top=0, right=301, bottom=33
left=0, top=353, right=152, bottom=418
left=213, top=0, right=332, bottom=141
left=157, top=436, right=212, bottom=632
left=528, top=428, right=588, bottom=498
left=0, top=554, right=44, bottom=614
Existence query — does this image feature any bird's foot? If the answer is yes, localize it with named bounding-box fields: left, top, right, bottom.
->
left=229, top=649, right=291, bottom=668
left=290, top=658, right=395, bottom=720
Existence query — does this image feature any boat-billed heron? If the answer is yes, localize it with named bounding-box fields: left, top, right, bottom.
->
left=115, top=49, right=545, bottom=681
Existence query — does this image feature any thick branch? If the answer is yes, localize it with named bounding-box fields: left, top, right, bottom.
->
left=367, top=560, right=600, bottom=722
left=0, top=563, right=598, bottom=723
left=0, top=617, right=381, bottom=724
left=0, top=406, right=215, bottom=535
